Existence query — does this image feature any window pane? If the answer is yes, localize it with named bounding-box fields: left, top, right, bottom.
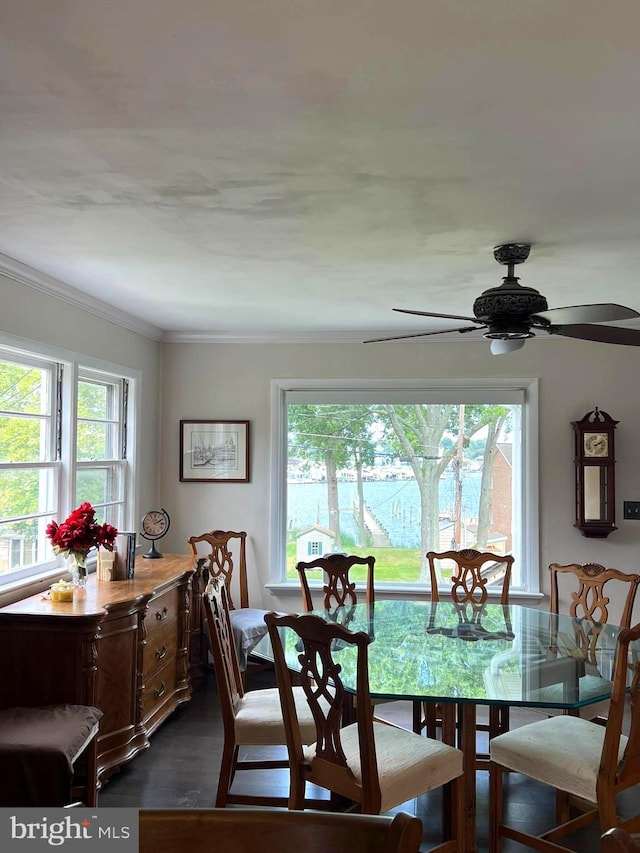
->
left=0, top=517, right=52, bottom=576
left=0, top=468, right=56, bottom=517
left=77, top=422, right=118, bottom=460
left=286, top=401, right=521, bottom=590
left=0, top=415, right=48, bottom=462
left=0, top=361, right=50, bottom=415
left=76, top=465, right=124, bottom=528
left=77, top=380, right=110, bottom=420
left=76, top=465, right=122, bottom=503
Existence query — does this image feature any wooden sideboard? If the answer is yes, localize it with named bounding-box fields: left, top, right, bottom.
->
left=0, top=554, right=206, bottom=784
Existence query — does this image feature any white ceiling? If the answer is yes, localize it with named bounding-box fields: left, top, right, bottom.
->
left=3, top=0, right=640, bottom=342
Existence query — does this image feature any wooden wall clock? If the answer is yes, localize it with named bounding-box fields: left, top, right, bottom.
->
left=571, top=407, right=618, bottom=538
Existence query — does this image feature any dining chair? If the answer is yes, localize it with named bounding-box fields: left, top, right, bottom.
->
left=296, top=552, right=396, bottom=719
left=264, top=610, right=465, bottom=852
left=295, top=552, right=375, bottom=612
left=201, top=578, right=326, bottom=808
left=541, top=561, right=640, bottom=722
left=489, top=620, right=640, bottom=853
left=414, top=548, right=515, bottom=760
left=139, top=808, right=424, bottom=853
left=602, top=828, right=640, bottom=853
left=0, top=704, right=102, bottom=806
left=189, top=529, right=270, bottom=684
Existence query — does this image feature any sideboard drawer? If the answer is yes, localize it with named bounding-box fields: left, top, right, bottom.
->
left=141, top=659, right=178, bottom=720
left=146, top=587, right=181, bottom=640
left=142, top=623, right=177, bottom=679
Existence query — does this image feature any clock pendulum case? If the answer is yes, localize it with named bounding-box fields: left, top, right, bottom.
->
left=571, top=407, right=618, bottom=538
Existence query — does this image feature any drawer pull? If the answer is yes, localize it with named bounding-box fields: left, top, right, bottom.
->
left=154, top=681, right=166, bottom=698
left=155, top=644, right=168, bottom=660
left=156, top=606, right=169, bottom=621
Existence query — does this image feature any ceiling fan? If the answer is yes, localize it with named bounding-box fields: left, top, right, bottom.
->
left=367, top=243, right=640, bottom=355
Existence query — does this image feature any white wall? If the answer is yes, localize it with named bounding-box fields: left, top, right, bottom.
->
left=159, top=337, right=640, bottom=623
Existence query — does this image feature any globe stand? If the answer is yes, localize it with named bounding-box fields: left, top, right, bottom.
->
left=143, top=541, right=163, bottom=559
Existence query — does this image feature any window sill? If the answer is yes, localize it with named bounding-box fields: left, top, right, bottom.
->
left=0, top=564, right=97, bottom=608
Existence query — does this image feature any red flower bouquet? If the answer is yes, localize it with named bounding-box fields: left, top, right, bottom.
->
left=46, top=502, right=118, bottom=569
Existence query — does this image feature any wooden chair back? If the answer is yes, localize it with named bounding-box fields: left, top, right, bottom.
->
left=599, top=620, right=640, bottom=819
left=549, top=563, right=640, bottom=670
left=265, top=609, right=382, bottom=812
left=139, top=809, right=424, bottom=853
left=188, top=529, right=248, bottom=610
left=602, top=828, right=640, bottom=853
left=201, top=578, right=245, bottom=731
left=549, top=562, right=640, bottom=627
left=295, top=552, right=375, bottom=611
left=427, top=548, right=514, bottom=605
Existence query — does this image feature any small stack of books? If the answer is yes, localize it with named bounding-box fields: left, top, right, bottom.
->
left=113, top=532, right=137, bottom=580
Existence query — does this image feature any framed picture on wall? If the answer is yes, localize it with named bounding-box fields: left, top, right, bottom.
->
left=180, top=420, right=250, bottom=483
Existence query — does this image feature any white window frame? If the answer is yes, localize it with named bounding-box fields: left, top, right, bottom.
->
left=75, top=367, right=129, bottom=528
left=269, top=378, right=540, bottom=596
left=0, top=334, right=139, bottom=592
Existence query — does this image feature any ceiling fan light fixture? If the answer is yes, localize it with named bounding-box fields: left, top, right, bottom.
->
left=490, top=338, right=526, bottom=355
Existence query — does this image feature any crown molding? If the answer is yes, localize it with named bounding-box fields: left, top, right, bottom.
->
left=0, top=254, right=163, bottom=341
left=161, top=329, right=486, bottom=344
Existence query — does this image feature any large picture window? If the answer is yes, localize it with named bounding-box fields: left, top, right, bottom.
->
left=271, top=379, right=539, bottom=595
left=0, top=345, right=135, bottom=588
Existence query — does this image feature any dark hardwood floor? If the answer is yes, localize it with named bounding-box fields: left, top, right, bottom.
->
left=98, top=669, right=630, bottom=851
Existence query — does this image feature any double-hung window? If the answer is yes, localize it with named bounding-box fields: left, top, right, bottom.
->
left=75, top=369, right=128, bottom=529
left=0, top=343, right=135, bottom=589
left=271, top=378, right=539, bottom=595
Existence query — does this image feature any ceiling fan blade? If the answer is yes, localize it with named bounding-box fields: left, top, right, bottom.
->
left=532, top=303, right=640, bottom=326
left=365, top=325, right=483, bottom=343
left=548, top=324, right=640, bottom=346
left=393, top=308, right=480, bottom=323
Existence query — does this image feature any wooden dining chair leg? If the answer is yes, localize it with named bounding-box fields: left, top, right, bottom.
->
left=556, top=789, right=571, bottom=826
left=489, top=761, right=504, bottom=853
left=216, top=743, right=238, bottom=807
left=74, top=730, right=99, bottom=808
left=451, top=772, right=466, bottom=850
left=425, top=702, right=440, bottom=739
left=501, top=706, right=510, bottom=734
left=412, top=701, right=423, bottom=734
left=290, top=769, right=307, bottom=811
left=440, top=703, right=456, bottom=746
left=488, top=705, right=509, bottom=739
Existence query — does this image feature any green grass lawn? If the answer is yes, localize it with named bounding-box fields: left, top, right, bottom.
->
left=286, top=541, right=423, bottom=583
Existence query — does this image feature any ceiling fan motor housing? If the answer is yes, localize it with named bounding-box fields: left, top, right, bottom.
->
left=474, top=243, right=548, bottom=340
left=474, top=282, right=548, bottom=339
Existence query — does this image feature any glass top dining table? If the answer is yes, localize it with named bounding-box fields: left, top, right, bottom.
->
left=252, top=598, right=626, bottom=853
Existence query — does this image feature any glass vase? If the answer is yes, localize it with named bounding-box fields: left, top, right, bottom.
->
left=70, top=556, right=88, bottom=589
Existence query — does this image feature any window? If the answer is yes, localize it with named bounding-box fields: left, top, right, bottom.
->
left=0, top=343, right=135, bottom=588
left=75, top=369, right=128, bottom=528
left=270, top=379, right=539, bottom=595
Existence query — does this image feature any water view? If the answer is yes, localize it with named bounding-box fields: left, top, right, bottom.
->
left=288, top=472, right=483, bottom=548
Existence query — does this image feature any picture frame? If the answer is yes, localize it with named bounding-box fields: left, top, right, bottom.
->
left=180, top=420, right=250, bottom=483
